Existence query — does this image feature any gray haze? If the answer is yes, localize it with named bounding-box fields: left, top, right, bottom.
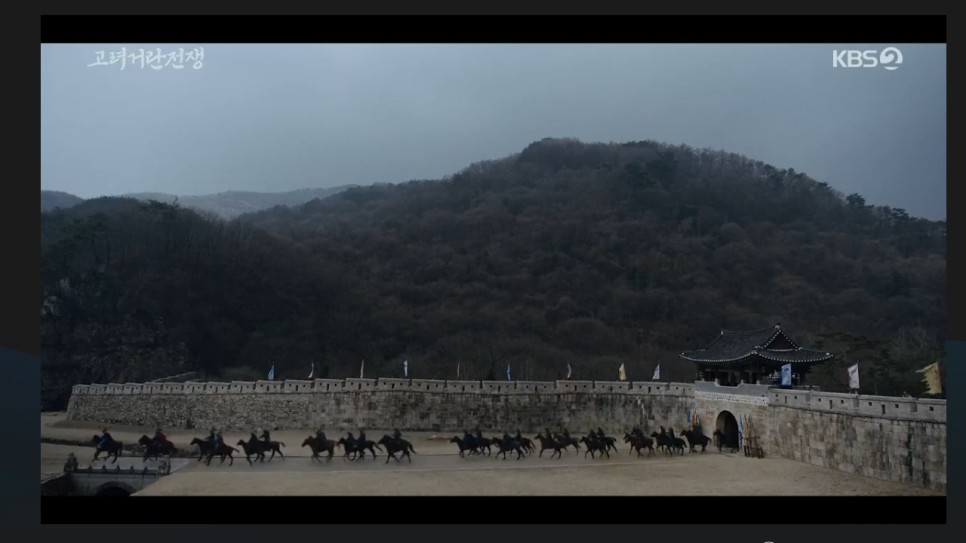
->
left=41, top=44, right=946, bottom=220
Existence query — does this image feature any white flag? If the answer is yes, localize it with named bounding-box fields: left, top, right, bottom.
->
left=267, top=364, right=275, bottom=381
left=360, top=359, right=365, bottom=379
left=652, top=364, right=660, bottom=380
left=456, top=361, right=460, bottom=380
left=618, top=363, right=626, bottom=381
left=404, top=360, right=408, bottom=378
left=780, top=363, right=792, bottom=386
left=566, top=363, right=572, bottom=379
left=848, top=364, right=859, bottom=390
left=308, top=362, right=314, bottom=379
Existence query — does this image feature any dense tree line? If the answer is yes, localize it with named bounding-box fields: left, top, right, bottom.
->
left=41, top=138, right=945, bottom=409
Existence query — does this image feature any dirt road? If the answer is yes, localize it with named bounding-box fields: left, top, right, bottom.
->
left=42, top=413, right=941, bottom=496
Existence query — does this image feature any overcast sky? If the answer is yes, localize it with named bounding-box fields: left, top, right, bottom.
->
left=41, top=44, right=946, bottom=220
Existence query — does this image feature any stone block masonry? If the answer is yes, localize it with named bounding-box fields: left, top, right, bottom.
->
left=66, top=380, right=694, bottom=436
left=65, top=378, right=945, bottom=493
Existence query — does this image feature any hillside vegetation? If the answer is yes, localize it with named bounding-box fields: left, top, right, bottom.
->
left=40, top=138, right=946, bottom=409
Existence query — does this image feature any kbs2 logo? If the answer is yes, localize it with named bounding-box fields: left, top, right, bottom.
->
left=832, top=47, right=903, bottom=70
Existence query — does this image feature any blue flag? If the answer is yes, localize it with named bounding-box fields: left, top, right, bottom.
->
left=781, top=364, right=792, bottom=386
left=404, top=360, right=408, bottom=377
left=506, top=364, right=511, bottom=381
left=268, top=364, right=275, bottom=381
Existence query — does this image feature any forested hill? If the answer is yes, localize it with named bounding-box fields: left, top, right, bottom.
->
left=40, top=138, right=946, bottom=409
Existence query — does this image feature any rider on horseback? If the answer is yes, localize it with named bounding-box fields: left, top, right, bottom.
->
left=392, top=428, right=403, bottom=446
left=153, top=427, right=168, bottom=449
left=207, top=428, right=219, bottom=450
left=260, top=429, right=271, bottom=444
left=98, top=428, right=112, bottom=449
left=316, top=427, right=327, bottom=445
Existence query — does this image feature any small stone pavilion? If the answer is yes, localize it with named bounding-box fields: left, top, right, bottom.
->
left=679, top=323, right=834, bottom=387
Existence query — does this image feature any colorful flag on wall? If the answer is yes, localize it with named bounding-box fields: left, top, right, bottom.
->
left=847, top=364, right=860, bottom=390
left=652, top=364, right=660, bottom=380
left=506, top=364, right=511, bottom=381
left=360, top=359, right=365, bottom=379
left=268, top=364, right=275, bottom=381
left=780, top=363, right=792, bottom=386
left=566, top=363, right=572, bottom=379
left=916, top=362, right=942, bottom=395
left=308, top=362, right=314, bottom=379
left=456, top=361, right=461, bottom=380
left=618, top=364, right=627, bottom=381
left=403, top=360, right=408, bottom=378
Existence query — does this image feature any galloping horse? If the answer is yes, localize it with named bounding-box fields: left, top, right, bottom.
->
left=489, top=436, right=525, bottom=460
left=450, top=436, right=480, bottom=458
left=623, top=432, right=655, bottom=457
left=377, top=435, right=417, bottom=464
left=137, top=434, right=178, bottom=461
left=91, top=434, right=123, bottom=463
left=337, top=437, right=381, bottom=461
left=302, top=436, right=338, bottom=463
left=554, top=434, right=580, bottom=452
left=680, top=427, right=711, bottom=453
left=580, top=436, right=611, bottom=459
left=190, top=438, right=237, bottom=466
left=245, top=433, right=286, bottom=462
left=236, top=439, right=267, bottom=466
left=533, top=433, right=567, bottom=459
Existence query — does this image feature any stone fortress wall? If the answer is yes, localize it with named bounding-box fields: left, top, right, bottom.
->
left=65, top=377, right=946, bottom=492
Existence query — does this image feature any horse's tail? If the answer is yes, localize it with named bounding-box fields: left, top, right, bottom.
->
left=375, top=444, right=384, bottom=452
left=279, top=442, right=286, bottom=448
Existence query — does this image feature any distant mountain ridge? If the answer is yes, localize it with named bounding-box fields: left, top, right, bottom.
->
left=40, top=190, right=84, bottom=212
left=40, top=185, right=358, bottom=219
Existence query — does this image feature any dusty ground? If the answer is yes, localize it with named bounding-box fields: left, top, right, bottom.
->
left=41, top=412, right=942, bottom=496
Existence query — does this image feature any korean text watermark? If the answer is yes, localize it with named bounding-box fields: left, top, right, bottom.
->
left=87, top=47, right=204, bottom=70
